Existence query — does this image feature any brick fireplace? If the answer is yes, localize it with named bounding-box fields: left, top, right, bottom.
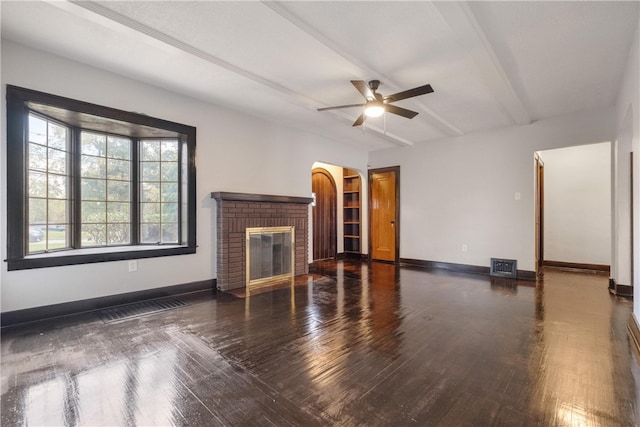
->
left=211, top=192, right=313, bottom=291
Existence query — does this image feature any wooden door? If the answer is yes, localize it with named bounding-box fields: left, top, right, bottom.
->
left=369, top=167, right=399, bottom=262
left=312, top=168, right=337, bottom=260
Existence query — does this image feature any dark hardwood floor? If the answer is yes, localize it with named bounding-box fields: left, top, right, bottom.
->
left=1, top=260, right=638, bottom=426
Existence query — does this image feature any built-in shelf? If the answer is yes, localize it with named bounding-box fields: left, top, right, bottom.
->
left=343, top=168, right=361, bottom=256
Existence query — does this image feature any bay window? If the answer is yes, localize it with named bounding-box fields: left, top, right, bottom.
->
left=6, top=85, right=196, bottom=270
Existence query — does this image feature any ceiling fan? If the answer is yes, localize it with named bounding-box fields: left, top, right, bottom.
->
left=317, top=80, right=434, bottom=127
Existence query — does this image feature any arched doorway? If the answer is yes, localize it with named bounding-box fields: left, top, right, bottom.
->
left=312, top=168, right=337, bottom=260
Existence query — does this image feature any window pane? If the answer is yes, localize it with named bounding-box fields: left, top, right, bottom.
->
left=107, top=181, right=130, bottom=202
left=48, top=148, right=67, bottom=174
left=29, top=198, right=47, bottom=225
left=161, top=203, right=178, bottom=223
left=181, top=143, right=188, bottom=244
left=141, top=141, right=160, bottom=161
left=82, top=179, right=106, bottom=201
left=107, top=202, right=129, bottom=223
left=161, top=224, right=178, bottom=244
left=140, top=139, right=181, bottom=244
left=81, top=132, right=106, bottom=156
left=141, top=183, right=160, bottom=203
left=28, top=226, right=45, bottom=253
left=25, top=114, right=72, bottom=255
left=48, top=227, right=68, bottom=250
left=82, top=201, right=106, bottom=223
left=107, top=159, right=130, bottom=181
left=47, top=174, right=67, bottom=199
left=28, top=115, right=47, bottom=144
left=161, top=183, right=178, bottom=202
left=141, top=203, right=160, bottom=223
left=48, top=199, right=68, bottom=224
left=141, top=162, right=160, bottom=182
left=107, top=137, right=131, bottom=160
left=82, top=224, right=106, bottom=247
left=48, top=122, right=67, bottom=150
left=161, top=140, right=178, bottom=161
left=107, top=224, right=130, bottom=245
left=81, top=155, right=106, bottom=178
left=160, top=162, right=178, bottom=181
left=28, top=143, right=47, bottom=171
left=141, top=224, right=160, bottom=243
left=80, top=132, right=132, bottom=248
left=28, top=171, right=47, bottom=198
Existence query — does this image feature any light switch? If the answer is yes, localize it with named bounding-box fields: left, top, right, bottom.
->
left=514, top=192, right=521, bottom=201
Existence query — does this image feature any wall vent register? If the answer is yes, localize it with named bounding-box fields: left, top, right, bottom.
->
left=490, top=258, right=518, bottom=279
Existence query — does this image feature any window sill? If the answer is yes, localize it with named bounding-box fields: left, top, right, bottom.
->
left=7, top=245, right=196, bottom=271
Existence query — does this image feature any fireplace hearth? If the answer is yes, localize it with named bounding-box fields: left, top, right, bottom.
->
left=211, top=192, right=313, bottom=291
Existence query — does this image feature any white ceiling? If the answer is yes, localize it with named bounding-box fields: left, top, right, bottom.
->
left=2, top=1, right=638, bottom=151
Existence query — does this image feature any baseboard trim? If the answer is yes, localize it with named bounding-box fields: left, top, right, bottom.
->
left=544, top=260, right=610, bottom=273
left=400, top=258, right=536, bottom=281
left=517, top=270, right=537, bottom=281
left=615, top=284, right=634, bottom=298
left=400, top=258, right=488, bottom=275
left=628, top=314, right=640, bottom=357
left=608, top=278, right=634, bottom=298
left=1, top=279, right=216, bottom=328
left=613, top=283, right=633, bottom=298
left=336, top=252, right=367, bottom=260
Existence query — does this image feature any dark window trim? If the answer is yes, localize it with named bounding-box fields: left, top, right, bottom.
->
left=6, top=85, right=197, bottom=271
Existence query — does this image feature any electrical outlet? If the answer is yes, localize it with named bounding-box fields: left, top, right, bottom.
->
left=514, top=192, right=521, bottom=200
left=462, top=244, right=468, bottom=252
left=128, top=260, right=138, bottom=272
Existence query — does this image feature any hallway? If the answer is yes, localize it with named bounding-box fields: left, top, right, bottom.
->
left=1, top=260, right=638, bottom=425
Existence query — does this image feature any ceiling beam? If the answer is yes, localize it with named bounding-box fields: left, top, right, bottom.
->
left=431, top=1, right=531, bottom=126
left=262, top=1, right=464, bottom=138
left=48, top=0, right=414, bottom=148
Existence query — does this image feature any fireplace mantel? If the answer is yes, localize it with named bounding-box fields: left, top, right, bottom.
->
left=211, top=191, right=313, bottom=205
left=211, top=191, right=312, bottom=291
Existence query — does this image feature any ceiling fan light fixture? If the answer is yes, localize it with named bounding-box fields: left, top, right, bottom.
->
left=365, top=102, right=385, bottom=117
left=318, top=80, right=432, bottom=126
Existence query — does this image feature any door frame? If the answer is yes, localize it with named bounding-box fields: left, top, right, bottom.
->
left=311, top=167, right=337, bottom=260
left=630, top=152, right=634, bottom=286
left=535, top=154, right=545, bottom=280
left=368, top=166, right=400, bottom=263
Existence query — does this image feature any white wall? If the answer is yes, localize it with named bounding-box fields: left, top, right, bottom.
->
left=0, top=40, right=369, bottom=312
left=613, top=19, right=639, bottom=315
left=612, top=109, right=634, bottom=285
left=369, top=108, right=615, bottom=272
left=540, top=143, right=611, bottom=265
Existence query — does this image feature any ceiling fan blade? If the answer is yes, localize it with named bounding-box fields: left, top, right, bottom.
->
left=351, top=80, right=375, bottom=100
left=317, top=103, right=365, bottom=111
left=385, top=104, right=419, bottom=119
left=385, top=84, right=434, bottom=103
left=352, top=113, right=366, bottom=127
